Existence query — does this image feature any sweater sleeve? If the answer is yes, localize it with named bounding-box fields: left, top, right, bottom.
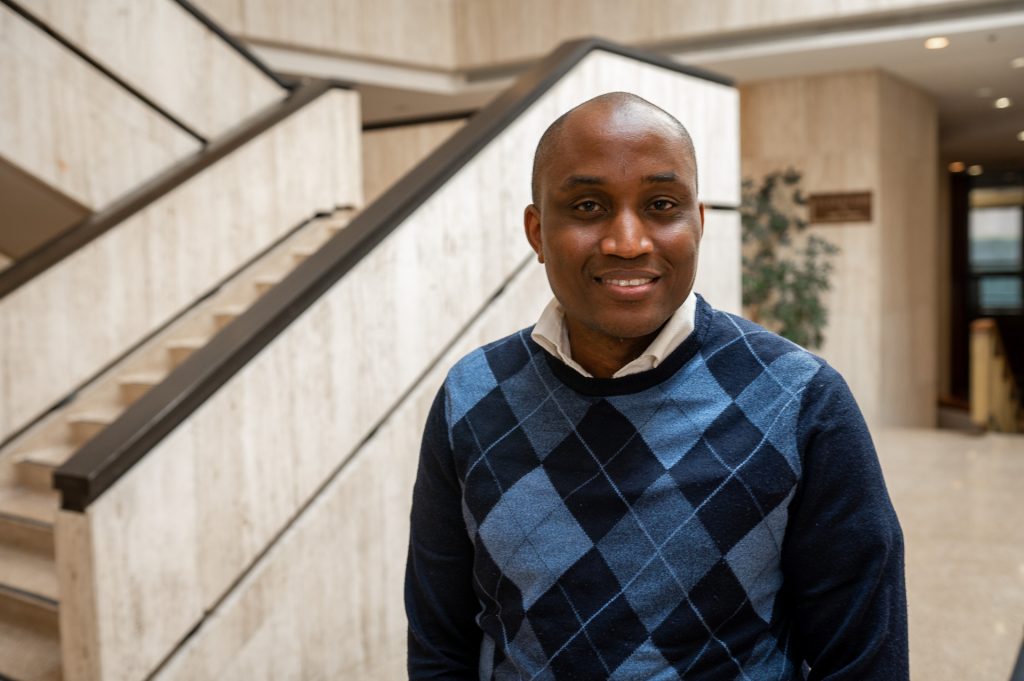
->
left=405, top=386, right=482, bottom=679
left=783, top=363, right=909, bottom=680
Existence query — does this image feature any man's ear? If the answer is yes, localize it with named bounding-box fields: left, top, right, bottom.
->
left=697, top=201, right=705, bottom=241
left=524, top=204, right=544, bottom=263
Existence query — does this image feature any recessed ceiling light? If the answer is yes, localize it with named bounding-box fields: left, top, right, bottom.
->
left=949, top=161, right=965, bottom=172
left=1012, top=57, right=1024, bottom=69
left=924, top=36, right=949, bottom=49
left=1018, top=131, right=1024, bottom=142
left=994, top=97, right=1012, bottom=109
left=968, top=165, right=983, bottom=176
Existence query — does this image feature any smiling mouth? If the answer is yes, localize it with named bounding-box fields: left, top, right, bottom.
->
left=600, top=277, right=654, bottom=287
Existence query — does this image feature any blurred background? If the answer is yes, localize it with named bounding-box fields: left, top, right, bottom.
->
left=0, top=1, right=1021, bottom=679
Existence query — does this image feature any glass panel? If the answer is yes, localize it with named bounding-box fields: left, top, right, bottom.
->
left=969, top=206, right=1022, bottom=272
left=978, top=276, right=1022, bottom=311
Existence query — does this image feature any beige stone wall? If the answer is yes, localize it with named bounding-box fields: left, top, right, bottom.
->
left=878, top=73, right=939, bottom=426
left=362, top=119, right=466, bottom=204
left=195, top=0, right=459, bottom=69
left=18, top=0, right=284, bottom=140
left=741, top=69, right=938, bottom=427
left=0, top=4, right=200, bottom=211
left=196, top=0, right=992, bottom=70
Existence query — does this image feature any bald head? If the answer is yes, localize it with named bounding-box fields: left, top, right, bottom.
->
left=530, top=92, right=697, bottom=205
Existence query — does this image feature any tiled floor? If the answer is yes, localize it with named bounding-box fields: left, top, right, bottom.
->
left=876, top=428, right=1024, bottom=681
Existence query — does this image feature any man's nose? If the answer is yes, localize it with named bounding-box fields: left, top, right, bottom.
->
left=600, top=209, right=653, bottom=258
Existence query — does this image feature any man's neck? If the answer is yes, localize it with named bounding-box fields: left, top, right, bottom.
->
left=565, top=321, right=661, bottom=379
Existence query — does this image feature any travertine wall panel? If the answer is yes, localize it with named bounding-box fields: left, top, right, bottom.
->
left=362, top=119, right=465, bottom=203
left=154, top=259, right=551, bottom=681
left=194, top=0, right=991, bottom=71
left=742, top=71, right=883, bottom=422
left=194, top=0, right=458, bottom=69
left=55, top=52, right=739, bottom=681
left=455, top=0, right=996, bottom=68
left=0, top=5, right=199, bottom=209
left=878, top=73, right=938, bottom=427
left=741, top=69, right=938, bottom=427
left=0, top=90, right=361, bottom=444
left=19, top=0, right=284, bottom=139
left=696, top=209, right=741, bottom=314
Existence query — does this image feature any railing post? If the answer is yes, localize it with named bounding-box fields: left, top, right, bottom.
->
left=970, top=319, right=995, bottom=429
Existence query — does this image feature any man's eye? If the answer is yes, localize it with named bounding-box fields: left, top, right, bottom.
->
left=574, top=200, right=601, bottom=212
left=650, top=199, right=677, bottom=211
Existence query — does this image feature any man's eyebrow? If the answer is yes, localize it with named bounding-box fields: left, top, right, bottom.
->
left=560, top=175, right=604, bottom=189
left=643, top=172, right=679, bottom=184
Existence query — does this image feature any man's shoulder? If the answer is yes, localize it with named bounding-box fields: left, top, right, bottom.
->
left=700, top=302, right=832, bottom=395
left=441, top=327, right=542, bottom=423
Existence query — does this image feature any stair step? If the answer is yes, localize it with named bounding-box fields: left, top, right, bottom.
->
left=319, top=209, right=355, bottom=236
left=166, top=337, right=207, bottom=369
left=0, top=542, right=58, bottom=602
left=14, top=459, right=57, bottom=493
left=212, top=304, right=247, bottom=332
left=14, top=444, right=74, bottom=492
left=254, top=276, right=283, bottom=296
left=291, top=248, right=316, bottom=266
left=0, top=585, right=61, bottom=681
left=118, top=370, right=166, bottom=405
left=0, top=514, right=53, bottom=556
left=0, top=489, right=58, bottom=528
left=67, top=408, right=120, bottom=447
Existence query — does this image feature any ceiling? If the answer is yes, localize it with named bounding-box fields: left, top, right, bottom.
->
left=259, top=4, right=1024, bottom=173
left=673, top=6, right=1024, bottom=170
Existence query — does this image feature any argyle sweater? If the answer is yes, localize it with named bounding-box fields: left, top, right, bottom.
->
left=406, top=296, right=908, bottom=680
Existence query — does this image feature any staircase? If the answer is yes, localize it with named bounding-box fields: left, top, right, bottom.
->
left=0, top=207, right=357, bottom=679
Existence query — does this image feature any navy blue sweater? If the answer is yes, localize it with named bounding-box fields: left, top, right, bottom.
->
left=406, top=296, right=908, bottom=680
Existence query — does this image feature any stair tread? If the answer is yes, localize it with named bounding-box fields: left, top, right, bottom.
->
left=0, top=592, right=61, bottom=681
left=0, top=544, right=57, bottom=601
left=214, top=304, right=248, bottom=315
left=118, top=370, right=166, bottom=384
left=66, top=406, right=121, bottom=424
left=168, top=336, right=207, bottom=346
left=15, top=445, right=74, bottom=468
left=0, top=489, right=58, bottom=527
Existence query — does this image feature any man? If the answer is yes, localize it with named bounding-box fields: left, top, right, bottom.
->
left=406, top=92, right=908, bottom=680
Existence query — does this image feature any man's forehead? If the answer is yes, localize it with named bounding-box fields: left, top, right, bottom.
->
left=543, top=112, right=694, bottom=184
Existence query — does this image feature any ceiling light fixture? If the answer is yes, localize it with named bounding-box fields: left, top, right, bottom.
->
left=968, top=165, right=983, bottom=176
left=924, top=36, right=949, bottom=49
left=1018, top=131, right=1024, bottom=142
left=994, top=97, right=1012, bottom=109
left=948, top=161, right=965, bottom=172
left=1012, top=57, right=1024, bottom=69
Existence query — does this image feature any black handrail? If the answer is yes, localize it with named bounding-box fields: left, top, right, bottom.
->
left=171, top=0, right=299, bottom=91
left=53, top=37, right=733, bottom=511
left=0, top=80, right=349, bottom=301
left=0, top=0, right=207, bottom=143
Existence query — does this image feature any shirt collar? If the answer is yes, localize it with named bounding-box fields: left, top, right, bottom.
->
left=531, top=291, right=698, bottom=379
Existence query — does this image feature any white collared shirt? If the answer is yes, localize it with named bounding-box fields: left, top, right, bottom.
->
left=531, top=291, right=698, bottom=378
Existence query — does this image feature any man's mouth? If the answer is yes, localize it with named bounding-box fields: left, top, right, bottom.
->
left=600, top=277, right=654, bottom=287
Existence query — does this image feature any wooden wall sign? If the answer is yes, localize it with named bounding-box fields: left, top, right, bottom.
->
left=808, top=191, right=872, bottom=223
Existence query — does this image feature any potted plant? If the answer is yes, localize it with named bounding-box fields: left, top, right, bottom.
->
left=741, top=169, right=840, bottom=350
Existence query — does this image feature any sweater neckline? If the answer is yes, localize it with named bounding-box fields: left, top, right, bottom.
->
left=536, top=294, right=713, bottom=396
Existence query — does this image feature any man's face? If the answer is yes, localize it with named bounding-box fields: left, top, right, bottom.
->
left=525, top=104, right=704, bottom=350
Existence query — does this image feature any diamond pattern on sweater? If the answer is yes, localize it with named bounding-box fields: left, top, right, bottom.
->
left=439, top=306, right=827, bottom=679
left=501, top=358, right=590, bottom=462
left=478, top=468, right=593, bottom=608
left=736, top=349, right=821, bottom=468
